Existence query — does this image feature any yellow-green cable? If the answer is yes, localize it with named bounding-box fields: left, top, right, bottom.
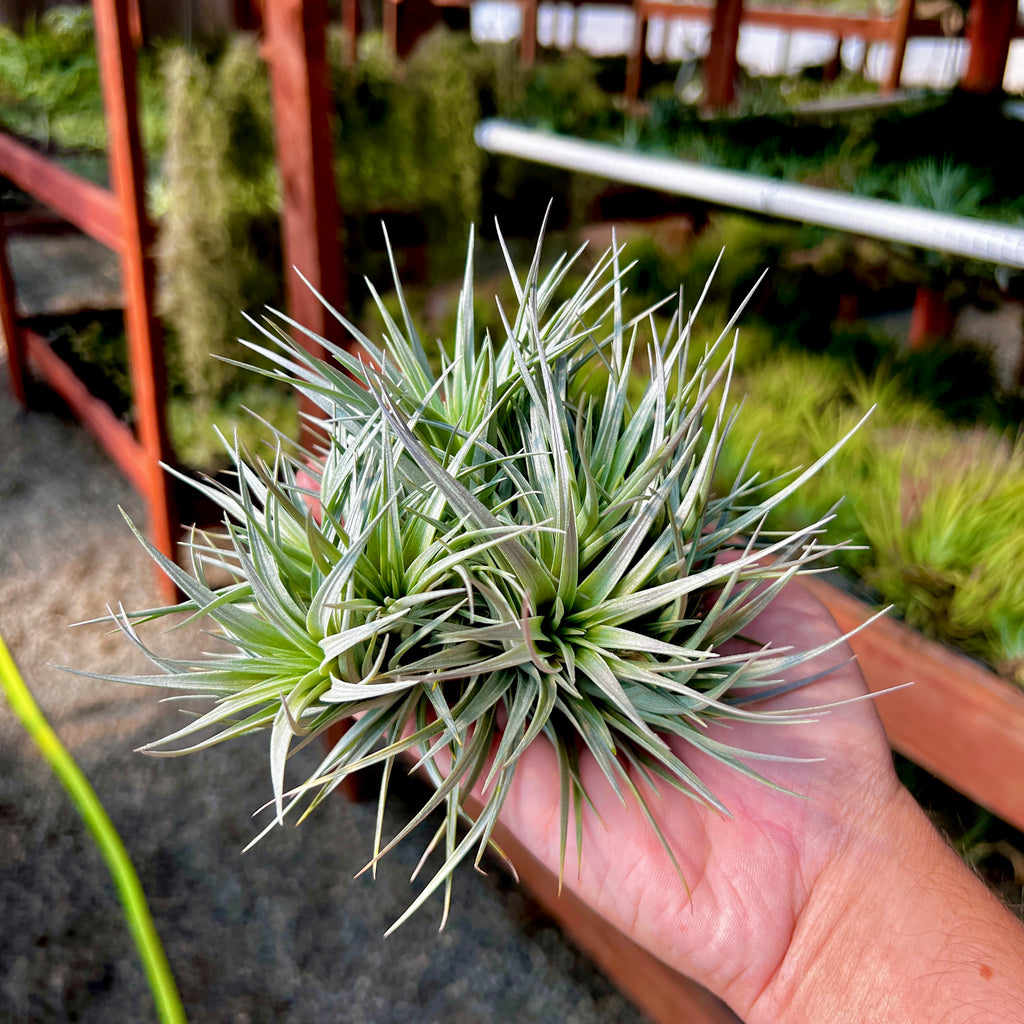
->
left=0, top=634, right=187, bottom=1024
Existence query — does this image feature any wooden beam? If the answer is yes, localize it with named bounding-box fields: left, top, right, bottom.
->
left=883, top=0, right=915, bottom=94
left=625, top=8, right=649, bottom=104
left=383, top=0, right=400, bottom=55
left=22, top=328, right=149, bottom=492
left=340, top=0, right=359, bottom=64
left=637, top=1, right=950, bottom=43
left=520, top=0, right=538, bottom=67
left=93, top=0, right=177, bottom=600
left=962, top=0, right=1018, bottom=93
left=799, top=575, right=1024, bottom=835
left=704, top=0, right=744, bottom=110
left=263, top=0, right=348, bottom=450
left=0, top=135, right=122, bottom=252
left=908, top=284, right=953, bottom=349
left=0, top=214, right=27, bottom=404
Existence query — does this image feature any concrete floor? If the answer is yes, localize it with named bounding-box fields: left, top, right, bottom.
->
left=0, top=356, right=644, bottom=1024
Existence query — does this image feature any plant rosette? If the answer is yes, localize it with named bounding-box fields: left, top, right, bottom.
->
left=88, top=223, right=874, bottom=932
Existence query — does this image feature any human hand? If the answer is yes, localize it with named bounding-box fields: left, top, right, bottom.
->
left=489, top=578, right=1024, bottom=1023
left=300, top=466, right=1024, bottom=1021
left=489, top=576, right=900, bottom=1016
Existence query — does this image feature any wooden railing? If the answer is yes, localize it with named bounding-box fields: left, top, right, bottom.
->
left=0, top=0, right=176, bottom=601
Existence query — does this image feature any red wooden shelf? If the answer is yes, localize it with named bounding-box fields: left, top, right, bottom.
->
left=800, top=575, right=1024, bottom=834
left=21, top=328, right=148, bottom=493
left=0, top=135, right=122, bottom=252
left=0, top=0, right=176, bottom=601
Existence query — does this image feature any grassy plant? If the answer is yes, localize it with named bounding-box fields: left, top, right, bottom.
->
left=167, top=383, right=298, bottom=472
left=0, top=6, right=166, bottom=159
left=156, top=38, right=279, bottom=411
left=91, top=228, right=870, bottom=930
left=715, top=349, right=942, bottom=565
left=716, top=343, right=1024, bottom=684
left=0, top=635, right=185, bottom=1024
left=894, top=158, right=993, bottom=218
left=856, top=429, right=1024, bottom=677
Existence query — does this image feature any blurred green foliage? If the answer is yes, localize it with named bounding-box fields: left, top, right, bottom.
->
left=0, top=6, right=167, bottom=177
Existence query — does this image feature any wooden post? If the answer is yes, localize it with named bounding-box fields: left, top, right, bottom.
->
left=383, top=0, right=400, bottom=54
left=0, top=213, right=27, bottom=406
left=704, top=0, right=744, bottom=110
left=626, top=5, right=649, bottom=104
left=93, top=0, right=177, bottom=600
left=908, top=284, right=954, bottom=349
left=823, top=35, right=843, bottom=82
left=882, top=0, right=914, bottom=94
left=520, top=0, right=538, bottom=67
left=962, top=0, right=1017, bottom=93
left=263, top=0, right=347, bottom=450
left=341, top=0, right=359, bottom=64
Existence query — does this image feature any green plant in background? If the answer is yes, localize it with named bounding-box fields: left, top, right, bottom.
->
left=0, top=6, right=166, bottom=176
left=0, top=635, right=186, bottom=1024
left=157, top=37, right=279, bottom=412
left=855, top=429, right=1024, bottom=679
left=93, top=229, right=868, bottom=929
left=713, top=337, right=1024, bottom=685
left=328, top=28, right=484, bottom=277
left=894, top=157, right=993, bottom=218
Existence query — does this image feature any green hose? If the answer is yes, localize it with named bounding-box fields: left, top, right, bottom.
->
left=0, top=634, right=187, bottom=1024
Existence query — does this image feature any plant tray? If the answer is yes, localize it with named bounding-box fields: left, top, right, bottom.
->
left=799, top=575, right=1024, bottom=834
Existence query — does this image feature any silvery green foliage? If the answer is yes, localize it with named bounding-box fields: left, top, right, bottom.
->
left=97, top=225, right=867, bottom=931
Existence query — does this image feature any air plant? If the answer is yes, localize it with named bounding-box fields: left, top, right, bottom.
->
left=92, top=225, right=870, bottom=931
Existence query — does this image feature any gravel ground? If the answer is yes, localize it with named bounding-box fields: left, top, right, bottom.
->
left=0, top=365, right=644, bottom=1024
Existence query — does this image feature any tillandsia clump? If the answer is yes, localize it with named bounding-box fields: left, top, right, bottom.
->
left=95, top=224, right=868, bottom=932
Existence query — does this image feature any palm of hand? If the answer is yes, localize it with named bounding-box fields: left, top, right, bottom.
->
left=492, top=580, right=899, bottom=1015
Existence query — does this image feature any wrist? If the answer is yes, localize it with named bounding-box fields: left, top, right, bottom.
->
left=743, top=786, right=1024, bottom=1024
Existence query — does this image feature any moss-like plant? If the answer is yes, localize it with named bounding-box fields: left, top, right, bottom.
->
left=714, top=343, right=1024, bottom=684
left=91, top=228, right=871, bottom=930
left=856, top=428, right=1024, bottom=678
left=156, top=37, right=279, bottom=411
left=0, top=5, right=165, bottom=162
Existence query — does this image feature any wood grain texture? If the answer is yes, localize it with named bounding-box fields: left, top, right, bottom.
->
left=264, top=0, right=348, bottom=451
left=0, top=134, right=122, bottom=251
left=94, top=0, right=177, bottom=602
left=22, top=328, right=148, bottom=492
left=798, top=575, right=1024, bottom=833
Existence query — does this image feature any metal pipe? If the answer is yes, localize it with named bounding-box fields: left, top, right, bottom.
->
left=474, top=119, right=1024, bottom=269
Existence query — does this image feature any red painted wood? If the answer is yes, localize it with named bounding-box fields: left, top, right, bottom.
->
left=127, top=0, right=143, bottom=46
left=962, top=0, right=1018, bottom=93
left=705, top=0, right=744, bottom=110
left=94, top=0, right=178, bottom=600
left=0, top=134, right=122, bottom=252
left=800, top=575, right=1024, bottom=834
left=823, top=35, right=843, bottom=83
left=883, top=0, right=915, bottom=93
left=625, top=9, right=649, bottom=103
left=908, top=284, right=954, bottom=349
left=383, top=0, right=400, bottom=54
left=23, top=328, right=149, bottom=492
left=0, top=215, right=27, bottom=405
left=264, top=0, right=349, bottom=452
left=520, top=0, right=538, bottom=66
left=637, top=2, right=948, bottom=42
left=340, top=0, right=359, bottom=64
